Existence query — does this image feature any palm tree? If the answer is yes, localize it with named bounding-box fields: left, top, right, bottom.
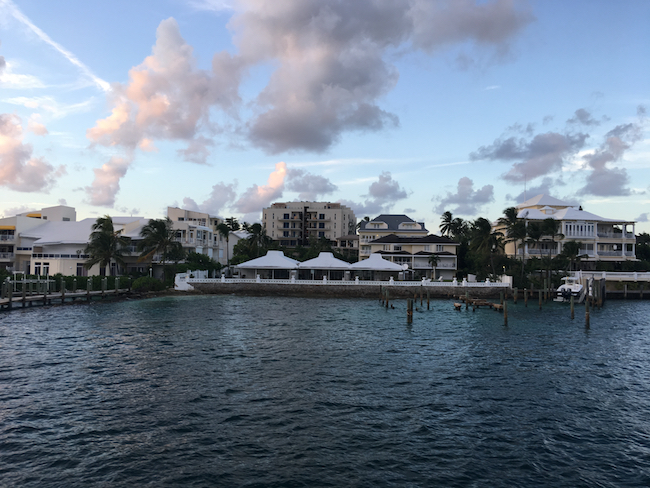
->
left=138, top=217, right=181, bottom=281
left=542, top=218, right=564, bottom=286
left=356, top=216, right=370, bottom=232
left=470, top=217, right=504, bottom=278
left=84, top=215, right=131, bottom=276
left=428, top=253, right=440, bottom=280
left=440, top=211, right=453, bottom=237
left=498, top=207, right=527, bottom=281
left=217, top=222, right=232, bottom=271
left=450, top=217, right=469, bottom=241
left=560, top=240, right=582, bottom=271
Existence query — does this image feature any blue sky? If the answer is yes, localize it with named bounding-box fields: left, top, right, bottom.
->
left=1, top=0, right=649, bottom=233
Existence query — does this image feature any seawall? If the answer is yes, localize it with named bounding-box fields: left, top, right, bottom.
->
left=191, top=282, right=506, bottom=299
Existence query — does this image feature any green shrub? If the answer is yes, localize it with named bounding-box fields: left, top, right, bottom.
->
left=132, top=276, right=165, bottom=292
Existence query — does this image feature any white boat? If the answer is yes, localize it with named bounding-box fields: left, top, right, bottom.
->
left=554, top=276, right=586, bottom=303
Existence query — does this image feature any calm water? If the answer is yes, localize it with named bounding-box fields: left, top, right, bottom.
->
left=1, top=295, right=650, bottom=487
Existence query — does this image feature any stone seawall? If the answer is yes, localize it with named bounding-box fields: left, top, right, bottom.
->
left=191, top=283, right=507, bottom=299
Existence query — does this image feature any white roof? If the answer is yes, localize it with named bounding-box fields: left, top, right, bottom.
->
left=517, top=207, right=620, bottom=223
left=516, top=194, right=572, bottom=208
left=298, top=252, right=351, bottom=270
left=20, top=219, right=95, bottom=245
left=349, top=253, right=404, bottom=271
left=236, top=250, right=299, bottom=269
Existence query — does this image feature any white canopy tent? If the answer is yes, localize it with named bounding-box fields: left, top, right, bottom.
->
left=349, top=253, right=404, bottom=280
left=235, top=250, right=299, bottom=279
left=298, top=252, right=351, bottom=280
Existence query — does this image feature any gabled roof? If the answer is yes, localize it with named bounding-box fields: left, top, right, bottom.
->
left=517, top=207, right=621, bottom=223
left=20, top=219, right=95, bottom=245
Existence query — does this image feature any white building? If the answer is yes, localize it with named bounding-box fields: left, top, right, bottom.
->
left=167, top=207, right=221, bottom=261
left=497, top=194, right=637, bottom=264
left=263, top=202, right=356, bottom=247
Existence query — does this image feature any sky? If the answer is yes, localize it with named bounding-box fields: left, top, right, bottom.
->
left=1, top=0, right=649, bottom=233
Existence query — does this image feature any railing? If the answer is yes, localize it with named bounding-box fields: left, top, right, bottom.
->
left=0, top=253, right=15, bottom=260
left=597, top=232, right=633, bottom=239
left=572, top=271, right=650, bottom=282
left=186, top=277, right=509, bottom=288
left=597, top=251, right=623, bottom=257
left=0, top=235, right=15, bottom=241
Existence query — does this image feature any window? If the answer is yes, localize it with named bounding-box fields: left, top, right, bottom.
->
left=283, top=231, right=290, bottom=237
left=284, top=213, right=290, bottom=219
left=319, top=222, right=325, bottom=228
left=394, top=245, right=402, bottom=251
left=63, top=217, right=70, bottom=221
left=42, top=262, right=50, bottom=275
left=318, top=231, right=325, bottom=237
left=34, top=262, right=41, bottom=275
left=424, top=245, right=430, bottom=251
left=319, top=214, right=325, bottom=220
left=77, top=263, right=88, bottom=277
left=436, top=245, right=444, bottom=252
left=383, top=244, right=390, bottom=251
left=283, top=222, right=290, bottom=228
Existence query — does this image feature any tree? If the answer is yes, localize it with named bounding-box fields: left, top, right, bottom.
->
left=217, top=222, right=232, bottom=270
left=356, top=216, right=370, bottom=232
left=138, top=217, right=182, bottom=282
left=470, top=217, right=504, bottom=278
left=84, top=215, right=131, bottom=276
left=428, top=253, right=440, bottom=280
left=636, top=232, right=650, bottom=262
left=560, top=240, right=582, bottom=271
left=498, top=207, right=527, bottom=281
left=450, top=217, right=469, bottom=241
left=542, top=217, right=564, bottom=286
left=440, top=211, right=453, bottom=237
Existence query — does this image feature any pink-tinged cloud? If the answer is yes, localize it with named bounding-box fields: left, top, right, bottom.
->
left=27, top=115, right=48, bottom=136
left=84, top=156, right=132, bottom=207
left=0, top=113, right=64, bottom=192
left=233, top=161, right=287, bottom=214
left=182, top=181, right=237, bottom=216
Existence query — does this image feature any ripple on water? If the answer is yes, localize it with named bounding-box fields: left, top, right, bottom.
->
left=1, top=297, right=650, bottom=486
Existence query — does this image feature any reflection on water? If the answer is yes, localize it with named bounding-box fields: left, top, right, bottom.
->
left=1, top=296, right=650, bottom=487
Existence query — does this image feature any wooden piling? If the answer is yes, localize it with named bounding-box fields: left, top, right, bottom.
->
left=504, top=300, right=508, bottom=326
left=427, top=290, right=430, bottom=310
left=624, top=283, right=628, bottom=299
left=585, top=297, right=590, bottom=329
left=538, top=290, right=542, bottom=310
left=87, top=279, right=91, bottom=302
left=22, top=280, right=26, bottom=308
left=465, top=291, right=469, bottom=310
left=500, top=291, right=504, bottom=305
left=570, top=294, right=574, bottom=320
left=514, top=287, right=518, bottom=304
left=524, top=288, right=528, bottom=307
left=60, top=278, right=65, bottom=303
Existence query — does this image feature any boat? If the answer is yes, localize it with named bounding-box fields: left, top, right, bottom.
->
left=554, top=276, right=586, bottom=303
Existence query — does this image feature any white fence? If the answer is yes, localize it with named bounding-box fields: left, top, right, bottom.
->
left=176, top=273, right=510, bottom=290
left=572, top=271, right=650, bottom=282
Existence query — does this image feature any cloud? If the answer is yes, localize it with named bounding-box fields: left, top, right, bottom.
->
left=27, top=115, right=48, bottom=136
left=233, top=0, right=532, bottom=153
left=84, top=155, right=132, bottom=207
left=2, top=204, right=34, bottom=217
left=285, top=168, right=338, bottom=200
left=3, top=96, right=95, bottom=119
left=471, top=130, right=588, bottom=182
left=232, top=161, right=287, bottom=214
left=1, top=0, right=110, bottom=91
left=636, top=213, right=648, bottom=223
left=567, top=108, right=599, bottom=126
left=434, top=176, right=494, bottom=215
left=340, top=171, right=408, bottom=215
left=0, top=113, right=65, bottom=192
left=58, top=198, right=67, bottom=205
left=578, top=110, right=646, bottom=196
left=182, top=181, right=237, bottom=216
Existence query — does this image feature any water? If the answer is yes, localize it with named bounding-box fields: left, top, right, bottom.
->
left=1, top=296, right=650, bottom=487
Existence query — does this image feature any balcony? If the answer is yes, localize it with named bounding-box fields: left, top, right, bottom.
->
left=0, top=252, right=15, bottom=260
left=0, top=235, right=15, bottom=242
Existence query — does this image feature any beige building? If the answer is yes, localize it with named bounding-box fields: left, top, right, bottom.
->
left=496, top=194, right=637, bottom=265
left=363, top=234, right=459, bottom=280
left=358, top=214, right=429, bottom=260
left=263, top=202, right=356, bottom=247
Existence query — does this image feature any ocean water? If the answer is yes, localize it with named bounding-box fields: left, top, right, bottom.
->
left=1, top=295, right=650, bottom=487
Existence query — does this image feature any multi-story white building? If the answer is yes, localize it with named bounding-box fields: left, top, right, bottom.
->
left=263, top=202, right=356, bottom=247
left=358, top=214, right=429, bottom=260
left=167, top=207, right=221, bottom=261
left=0, top=205, right=77, bottom=274
left=497, top=194, right=637, bottom=265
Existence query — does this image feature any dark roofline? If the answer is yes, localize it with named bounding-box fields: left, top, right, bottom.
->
left=370, top=234, right=459, bottom=244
